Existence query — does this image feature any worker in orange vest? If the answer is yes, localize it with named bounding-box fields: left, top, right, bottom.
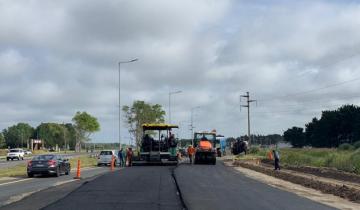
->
left=187, top=145, right=196, bottom=164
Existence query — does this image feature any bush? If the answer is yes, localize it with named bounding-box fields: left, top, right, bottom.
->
left=350, top=150, right=360, bottom=173
left=338, top=143, right=355, bottom=151
left=353, top=141, right=360, bottom=149
left=248, top=146, right=260, bottom=154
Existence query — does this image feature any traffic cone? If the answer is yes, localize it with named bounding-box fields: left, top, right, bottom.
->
left=110, top=155, right=115, bottom=171
left=74, top=159, right=81, bottom=179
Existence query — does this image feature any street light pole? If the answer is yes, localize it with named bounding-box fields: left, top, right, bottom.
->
left=118, top=58, right=138, bottom=151
left=168, top=90, right=182, bottom=124
left=63, top=122, right=66, bottom=154
left=190, top=106, right=201, bottom=146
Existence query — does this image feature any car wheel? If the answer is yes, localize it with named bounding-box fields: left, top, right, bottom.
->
left=6, top=158, right=9, bottom=161
left=27, top=173, right=33, bottom=178
left=21, top=157, right=24, bottom=160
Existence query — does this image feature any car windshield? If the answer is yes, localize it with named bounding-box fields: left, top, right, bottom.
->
left=32, top=155, right=55, bottom=161
left=9, top=149, right=20, bottom=153
left=100, top=151, right=113, bottom=155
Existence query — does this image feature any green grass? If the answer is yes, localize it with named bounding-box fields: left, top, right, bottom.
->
left=0, top=163, right=28, bottom=177
left=69, top=155, right=98, bottom=168
left=249, top=147, right=360, bottom=174
left=0, top=149, right=8, bottom=156
left=0, top=155, right=98, bottom=178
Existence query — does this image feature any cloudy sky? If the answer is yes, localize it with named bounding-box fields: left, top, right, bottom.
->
left=1, top=0, right=360, bottom=142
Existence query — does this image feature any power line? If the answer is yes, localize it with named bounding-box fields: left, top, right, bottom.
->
left=259, top=76, right=360, bottom=102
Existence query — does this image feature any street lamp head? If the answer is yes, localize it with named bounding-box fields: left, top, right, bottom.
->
left=170, top=90, right=182, bottom=95
left=119, top=58, right=139, bottom=64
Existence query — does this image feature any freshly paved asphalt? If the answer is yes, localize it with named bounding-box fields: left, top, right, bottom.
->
left=175, top=162, right=335, bottom=210
left=43, top=166, right=183, bottom=210
left=39, top=161, right=336, bottom=210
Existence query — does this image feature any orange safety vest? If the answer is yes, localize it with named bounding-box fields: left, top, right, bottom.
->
left=187, top=147, right=195, bottom=155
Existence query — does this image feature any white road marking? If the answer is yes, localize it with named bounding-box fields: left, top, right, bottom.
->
left=0, top=167, right=112, bottom=187
left=0, top=178, right=33, bottom=186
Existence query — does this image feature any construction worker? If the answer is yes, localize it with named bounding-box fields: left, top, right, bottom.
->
left=187, top=145, right=195, bottom=164
left=272, top=149, right=280, bottom=170
left=127, top=147, right=133, bottom=167
left=118, top=148, right=124, bottom=167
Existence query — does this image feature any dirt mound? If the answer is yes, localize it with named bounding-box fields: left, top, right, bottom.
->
left=233, top=160, right=360, bottom=203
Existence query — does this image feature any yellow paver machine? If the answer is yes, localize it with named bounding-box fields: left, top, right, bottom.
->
left=132, top=123, right=179, bottom=165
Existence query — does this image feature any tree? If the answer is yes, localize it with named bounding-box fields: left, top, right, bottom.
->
left=302, top=105, right=360, bottom=148
left=64, top=123, right=77, bottom=150
left=3, top=123, right=34, bottom=148
left=36, top=123, right=66, bottom=148
left=72, top=112, right=100, bottom=149
left=0, top=133, right=5, bottom=148
left=283, top=127, right=305, bottom=148
left=122, top=101, right=166, bottom=148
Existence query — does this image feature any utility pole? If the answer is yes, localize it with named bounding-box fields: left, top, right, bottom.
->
left=240, top=92, right=256, bottom=146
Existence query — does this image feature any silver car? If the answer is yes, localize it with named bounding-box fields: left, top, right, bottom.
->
left=97, top=150, right=118, bottom=166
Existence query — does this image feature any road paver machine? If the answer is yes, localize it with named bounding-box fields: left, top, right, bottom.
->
left=133, top=123, right=179, bottom=165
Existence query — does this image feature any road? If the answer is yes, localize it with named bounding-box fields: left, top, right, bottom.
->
left=22, top=161, right=336, bottom=210
left=0, top=167, right=110, bottom=208
left=0, top=153, right=86, bottom=169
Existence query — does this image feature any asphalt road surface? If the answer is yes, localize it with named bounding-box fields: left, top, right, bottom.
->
left=43, top=166, right=183, bottom=210
left=34, top=161, right=336, bottom=210
left=175, top=162, right=335, bottom=210
left=0, top=167, right=109, bottom=208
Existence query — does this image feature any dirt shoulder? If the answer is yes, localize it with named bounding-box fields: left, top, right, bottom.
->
left=232, top=160, right=360, bottom=203
left=225, top=161, right=360, bottom=210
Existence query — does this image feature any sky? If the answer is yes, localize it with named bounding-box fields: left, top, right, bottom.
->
left=1, top=0, right=360, bottom=143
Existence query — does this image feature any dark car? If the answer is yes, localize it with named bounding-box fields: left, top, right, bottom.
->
left=27, top=154, right=71, bottom=177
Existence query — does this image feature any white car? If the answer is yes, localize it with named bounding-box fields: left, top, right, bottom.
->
left=7, top=149, right=25, bottom=161
left=97, top=150, right=118, bottom=166
left=24, top=150, right=32, bottom=155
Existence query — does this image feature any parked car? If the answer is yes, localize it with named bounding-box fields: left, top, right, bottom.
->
left=6, top=149, right=25, bottom=161
left=27, top=154, right=71, bottom=177
left=24, top=150, right=32, bottom=155
left=97, top=150, right=118, bottom=166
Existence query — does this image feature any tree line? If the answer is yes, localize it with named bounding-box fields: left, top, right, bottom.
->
left=0, top=111, right=100, bottom=150
left=226, top=134, right=283, bottom=146
left=284, top=105, right=360, bottom=148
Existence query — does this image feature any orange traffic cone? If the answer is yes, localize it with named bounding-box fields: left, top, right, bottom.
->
left=74, top=159, right=81, bottom=179
left=110, top=155, right=115, bottom=171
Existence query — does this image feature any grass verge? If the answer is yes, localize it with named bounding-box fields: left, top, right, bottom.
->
left=243, top=147, right=360, bottom=175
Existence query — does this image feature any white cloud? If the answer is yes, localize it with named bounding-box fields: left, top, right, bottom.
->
left=1, top=0, right=360, bottom=141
